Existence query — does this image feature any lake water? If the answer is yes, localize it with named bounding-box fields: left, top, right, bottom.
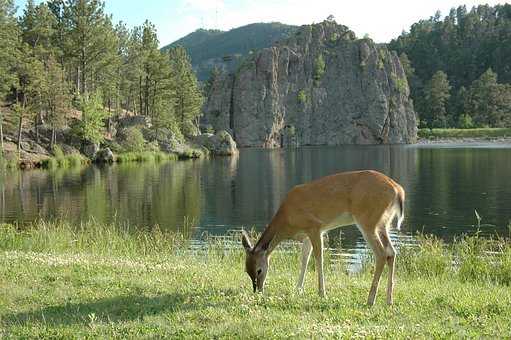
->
left=1, top=144, right=511, bottom=261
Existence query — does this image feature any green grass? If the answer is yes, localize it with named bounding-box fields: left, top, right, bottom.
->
left=1, top=221, right=511, bottom=338
left=40, top=154, right=88, bottom=169
left=419, top=128, right=511, bottom=139
left=0, top=155, right=19, bottom=170
left=116, top=151, right=179, bottom=163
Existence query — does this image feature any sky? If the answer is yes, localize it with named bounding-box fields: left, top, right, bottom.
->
left=14, top=0, right=508, bottom=47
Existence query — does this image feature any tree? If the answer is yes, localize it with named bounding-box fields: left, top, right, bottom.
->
left=204, top=66, right=221, bottom=97
left=44, top=56, right=71, bottom=147
left=424, top=71, right=451, bottom=127
left=63, top=0, right=112, bottom=95
left=465, top=69, right=511, bottom=127
left=389, top=4, right=511, bottom=125
left=75, top=91, right=109, bottom=145
left=0, top=0, right=19, bottom=155
left=13, top=44, right=46, bottom=154
left=20, top=1, right=57, bottom=142
left=168, top=46, right=203, bottom=137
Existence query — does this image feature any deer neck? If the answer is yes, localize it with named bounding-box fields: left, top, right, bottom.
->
left=254, top=222, right=285, bottom=255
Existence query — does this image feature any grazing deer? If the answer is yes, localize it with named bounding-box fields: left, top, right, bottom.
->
left=241, top=170, right=405, bottom=306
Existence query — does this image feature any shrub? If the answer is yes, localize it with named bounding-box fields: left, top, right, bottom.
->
left=314, top=54, right=326, bottom=82
left=121, top=127, right=146, bottom=152
left=297, top=89, right=308, bottom=104
left=458, top=114, right=474, bottom=129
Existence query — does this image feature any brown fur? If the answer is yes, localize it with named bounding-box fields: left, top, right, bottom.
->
left=242, top=170, right=405, bottom=305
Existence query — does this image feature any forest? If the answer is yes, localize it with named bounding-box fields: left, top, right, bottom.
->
left=0, top=0, right=203, bottom=157
left=390, top=4, right=511, bottom=129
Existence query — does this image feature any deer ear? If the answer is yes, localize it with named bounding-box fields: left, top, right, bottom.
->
left=241, top=230, right=253, bottom=252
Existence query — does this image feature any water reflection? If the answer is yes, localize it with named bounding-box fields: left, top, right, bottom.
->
left=1, top=144, right=511, bottom=256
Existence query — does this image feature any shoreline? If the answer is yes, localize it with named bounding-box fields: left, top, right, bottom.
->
left=417, top=137, right=511, bottom=145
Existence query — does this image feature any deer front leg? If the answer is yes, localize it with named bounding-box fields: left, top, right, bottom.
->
left=309, top=232, right=326, bottom=298
left=296, top=238, right=312, bottom=293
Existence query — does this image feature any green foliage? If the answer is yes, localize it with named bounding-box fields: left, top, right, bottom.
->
left=116, top=151, right=177, bottom=163
left=120, top=127, right=146, bottom=152
left=41, top=153, right=85, bottom=169
left=464, top=69, right=511, bottom=127
left=75, top=92, right=109, bottom=145
left=297, top=89, right=308, bottom=104
left=313, top=54, right=326, bottom=82
left=457, top=114, right=474, bottom=129
left=424, top=70, right=451, bottom=128
left=168, top=46, right=204, bottom=137
left=390, top=4, right=511, bottom=128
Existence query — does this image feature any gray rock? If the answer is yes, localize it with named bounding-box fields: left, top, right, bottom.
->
left=195, top=130, right=238, bottom=156
left=60, top=144, right=80, bottom=155
left=203, top=21, right=417, bottom=147
left=117, top=115, right=151, bottom=129
left=20, top=140, right=48, bottom=155
left=95, top=148, right=114, bottom=163
left=83, top=143, right=100, bottom=159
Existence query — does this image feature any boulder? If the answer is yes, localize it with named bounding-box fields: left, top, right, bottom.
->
left=83, top=143, right=100, bottom=159
left=95, top=148, right=114, bottom=163
left=196, top=130, right=238, bottom=156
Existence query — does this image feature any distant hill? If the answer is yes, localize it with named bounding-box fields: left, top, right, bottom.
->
left=162, top=23, right=298, bottom=80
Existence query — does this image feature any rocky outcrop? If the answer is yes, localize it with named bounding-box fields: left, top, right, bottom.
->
left=95, top=148, right=115, bottom=163
left=195, top=130, right=238, bottom=156
left=203, top=21, right=417, bottom=147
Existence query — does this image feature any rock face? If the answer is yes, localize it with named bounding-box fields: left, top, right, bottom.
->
left=202, top=21, right=417, bottom=147
left=195, top=130, right=238, bottom=156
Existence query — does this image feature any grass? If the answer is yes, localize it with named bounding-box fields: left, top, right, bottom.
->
left=116, top=151, right=179, bottom=163
left=40, top=154, right=88, bottom=169
left=1, top=221, right=511, bottom=338
left=0, top=155, right=19, bottom=170
left=419, top=128, right=511, bottom=139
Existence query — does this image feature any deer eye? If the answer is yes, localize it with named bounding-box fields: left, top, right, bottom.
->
left=257, top=269, right=262, bottom=276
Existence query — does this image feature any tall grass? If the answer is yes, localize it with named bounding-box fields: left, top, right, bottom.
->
left=1, top=220, right=510, bottom=284
left=116, top=151, right=178, bottom=163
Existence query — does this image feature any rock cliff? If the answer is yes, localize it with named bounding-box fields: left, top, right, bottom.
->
left=202, top=21, right=417, bottom=147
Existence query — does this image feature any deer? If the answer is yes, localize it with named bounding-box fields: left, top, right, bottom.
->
left=241, top=170, right=405, bottom=306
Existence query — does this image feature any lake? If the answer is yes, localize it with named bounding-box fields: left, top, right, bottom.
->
left=1, top=143, right=511, bottom=261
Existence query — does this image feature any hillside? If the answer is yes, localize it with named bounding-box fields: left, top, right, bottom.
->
left=389, top=4, right=511, bottom=128
left=162, top=23, right=298, bottom=80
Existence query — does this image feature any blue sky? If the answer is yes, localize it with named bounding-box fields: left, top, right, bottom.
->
left=14, top=0, right=507, bottom=47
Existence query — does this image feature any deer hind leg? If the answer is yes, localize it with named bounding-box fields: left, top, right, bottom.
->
left=296, top=237, right=312, bottom=293
left=379, top=228, right=396, bottom=305
left=309, top=232, right=326, bottom=298
left=356, top=219, right=387, bottom=306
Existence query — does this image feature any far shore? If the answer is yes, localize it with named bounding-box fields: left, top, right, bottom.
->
left=417, top=137, right=511, bottom=145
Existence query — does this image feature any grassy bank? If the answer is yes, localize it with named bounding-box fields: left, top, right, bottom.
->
left=116, top=151, right=179, bottom=163
left=419, top=127, right=511, bottom=140
left=1, top=221, right=511, bottom=338
left=40, top=154, right=89, bottom=169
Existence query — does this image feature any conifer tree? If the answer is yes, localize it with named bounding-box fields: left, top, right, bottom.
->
left=0, top=0, right=19, bottom=155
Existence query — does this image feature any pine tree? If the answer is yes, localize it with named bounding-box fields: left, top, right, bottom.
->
left=168, top=46, right=203, bottom=136
left=63, top=0, right=111, bottom=95
left=13, top=44, right=46, bottom=153
left=424, top=70, right=451, bottom=128
left=0, top=0, right=19, bottom=155
left=44, top=56, right=71, bottom=147
left=466, top=69, right=511, bottom=127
